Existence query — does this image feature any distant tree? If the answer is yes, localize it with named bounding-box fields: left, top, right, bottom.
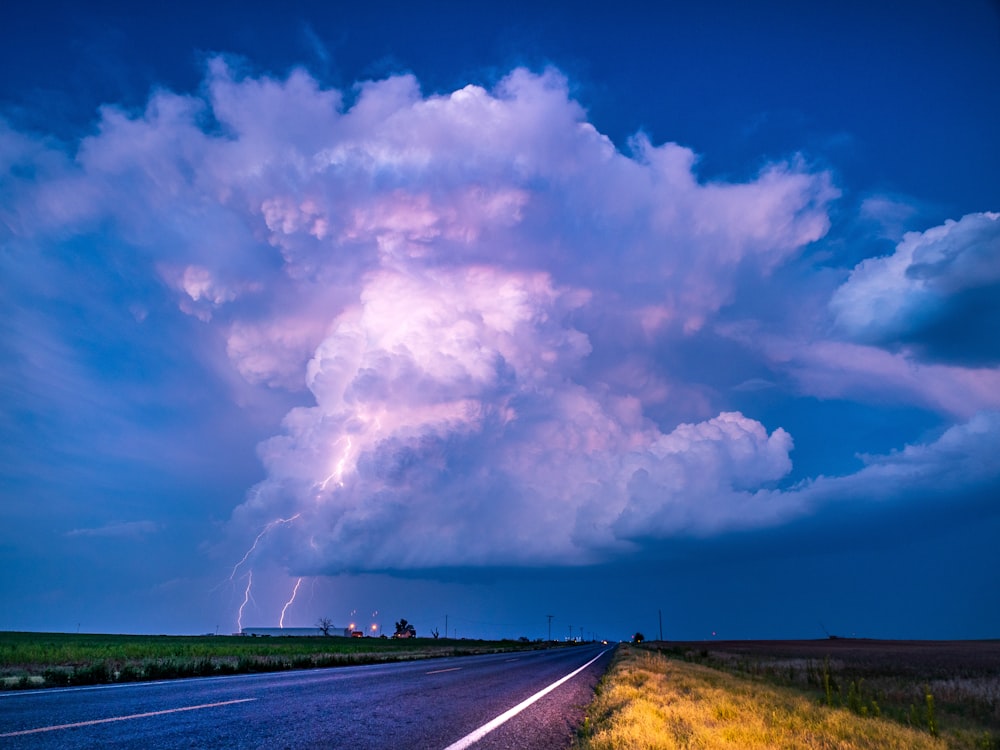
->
left=394, top=618, right=416, bottom=638
left=317, top=617, right=333, bottom=636
left=431, top=627, right=440, bottom=639
left=633, top=632, right=645, bottom=643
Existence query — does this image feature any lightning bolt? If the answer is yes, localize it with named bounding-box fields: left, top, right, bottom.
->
left=279, top=577, right=303, bottom=628
left=228, top=513, right=303, bottom=582
left=315, top=412, right=387, bottom=496
left=221, top=513, right=303, bottom=630
left=318, top=436, right=353, bottom=491
left=236, top=570, right=253, bottom=633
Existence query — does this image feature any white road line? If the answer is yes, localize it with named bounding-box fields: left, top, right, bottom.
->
left=0, top=668, right=287, bottom=698
left=441, top=648, right=611, bottom=750
left=0, top=698, right=256, bottom=737
left=426, top=667, right=463, bottom=675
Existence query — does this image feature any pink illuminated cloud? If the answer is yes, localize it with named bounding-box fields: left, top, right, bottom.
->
left=11, top=58, right=996, bottom=575
left=752, top=336, right=1000, bottom=419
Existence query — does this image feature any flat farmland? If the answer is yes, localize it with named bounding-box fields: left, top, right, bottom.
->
left=0, top=631, right=561, bottom=690
left=619, top=639, right=1000, bottom=749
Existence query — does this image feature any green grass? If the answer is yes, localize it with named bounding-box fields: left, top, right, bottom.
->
left=0, top=631, right=564, bottom=689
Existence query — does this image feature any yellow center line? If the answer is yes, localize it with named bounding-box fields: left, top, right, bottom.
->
left=0, top=698, right=256, bottom=737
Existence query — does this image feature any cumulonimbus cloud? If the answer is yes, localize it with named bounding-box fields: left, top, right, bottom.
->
left=8, top=57, right=995, bottom=574
left=159, top=61, right=834, bottom=570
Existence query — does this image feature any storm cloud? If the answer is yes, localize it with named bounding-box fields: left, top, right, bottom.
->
left=2, top=58, right=997, bottom=584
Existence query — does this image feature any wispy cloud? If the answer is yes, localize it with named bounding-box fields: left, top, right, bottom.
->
left=772, top=410, right=1000, bottom=511
left=65, top=520, right=160, bottom=539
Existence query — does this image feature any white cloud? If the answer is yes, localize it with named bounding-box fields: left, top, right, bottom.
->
left=2, top=60, right=863, bottom=573
left=238, top=263, right=803, bottom=569
left=831, top=211, right=1000, bottom=364
left=764, top=338, right=1000, bottom=419
left=610, top=412, right=796, bottom=539
left=774, top=410, right=1000, bottom=509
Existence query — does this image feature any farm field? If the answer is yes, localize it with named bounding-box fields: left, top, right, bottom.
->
left=0, top=631, right=563, bottom=689
left=576, top=641, right=999, bottom=750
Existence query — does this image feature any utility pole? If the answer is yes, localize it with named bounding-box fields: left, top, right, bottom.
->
left=546, top=614, right=553, bottom=641
left=659, top=609, right=663, bottom=642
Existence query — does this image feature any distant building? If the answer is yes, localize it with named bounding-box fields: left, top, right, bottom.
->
left=240, top=626, right=351, bottom=637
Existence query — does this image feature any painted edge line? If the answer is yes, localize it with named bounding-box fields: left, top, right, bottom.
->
left=426, top=667, right=463, bottom=675
left=441, top=648, right=611, bottom=750
left=0, top=698, right=256, bottom=737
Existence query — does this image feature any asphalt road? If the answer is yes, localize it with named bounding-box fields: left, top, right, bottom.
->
left=0, top=643, right=614, bottom=749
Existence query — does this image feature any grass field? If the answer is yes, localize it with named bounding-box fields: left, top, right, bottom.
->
left=0, top=631, right=561, bottom=689
left=575, top=642, right=999, bottom=750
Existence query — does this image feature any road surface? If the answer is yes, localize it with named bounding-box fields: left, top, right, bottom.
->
left=0, top=643, right=614, bottom=749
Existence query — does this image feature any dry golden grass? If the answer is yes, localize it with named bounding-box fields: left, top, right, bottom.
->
left=576, top=646, right=947, bottom=750
left=671, top=639, right=1000, bottom=734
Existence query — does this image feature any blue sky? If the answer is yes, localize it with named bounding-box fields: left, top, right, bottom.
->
left=1, top=0, right=998, bottom=640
